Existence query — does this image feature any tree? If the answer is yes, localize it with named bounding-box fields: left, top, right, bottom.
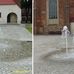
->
left=21, top=0, right=32, bottom=23
left=21, top=0, right=28, bottom=8
left=27, top=0, right=32, bottom=23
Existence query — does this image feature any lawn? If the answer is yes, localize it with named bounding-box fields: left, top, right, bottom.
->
left=25, top=24, right=32, bottom=33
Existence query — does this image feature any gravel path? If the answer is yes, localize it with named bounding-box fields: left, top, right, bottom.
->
left=34, top=35, right=74, bottom=74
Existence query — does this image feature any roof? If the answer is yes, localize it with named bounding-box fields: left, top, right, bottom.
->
left=0, top=0, right=16, bottom=5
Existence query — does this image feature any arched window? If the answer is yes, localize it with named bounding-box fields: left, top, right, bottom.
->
left=49, top=0, right=57, bottom=19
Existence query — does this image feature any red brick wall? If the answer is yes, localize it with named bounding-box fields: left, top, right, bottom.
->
left=34, top=0, right=47, bottom=34
left=59, top=0, right=65, bottom=28
left=34, top=0, right=41, bottom=34
left=34, top=0, right=74, bottom=34
left=69, top=0, right=74, bottom=22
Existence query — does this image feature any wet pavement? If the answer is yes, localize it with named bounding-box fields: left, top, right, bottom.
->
left=34, top=35, right=74, bottom=74
left=0, top=24, right=32, bottom=74
left=0, top=25, right=32, bottom=41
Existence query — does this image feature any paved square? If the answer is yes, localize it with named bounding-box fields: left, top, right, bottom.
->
left=0, top=24, right=32, bottom=74
left=34, top=35, right=74, bottom=74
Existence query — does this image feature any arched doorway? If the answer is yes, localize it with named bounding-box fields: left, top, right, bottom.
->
left=7, top=13, right=17, bottom=23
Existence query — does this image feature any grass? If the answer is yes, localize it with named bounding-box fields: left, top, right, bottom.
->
left=25, top=24, right=32, bottom=33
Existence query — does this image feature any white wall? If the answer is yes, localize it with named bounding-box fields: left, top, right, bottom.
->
left=0, top=5, right=21, bottom=24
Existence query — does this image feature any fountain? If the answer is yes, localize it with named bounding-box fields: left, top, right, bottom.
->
left=47, top=26, right=74, bottom=61
left=61, top=26, right=70, bottom=55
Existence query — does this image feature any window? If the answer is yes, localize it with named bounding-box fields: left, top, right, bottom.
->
left=49, top=0, right=57, bottom=19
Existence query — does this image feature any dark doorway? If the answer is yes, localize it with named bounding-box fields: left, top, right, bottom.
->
left=7, top=13, right=17, bottom=23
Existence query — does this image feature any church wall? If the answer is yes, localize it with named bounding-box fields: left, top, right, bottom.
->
left=69, top=0, right=74, bottom=22
left=34, top=0, right=74, bottom=34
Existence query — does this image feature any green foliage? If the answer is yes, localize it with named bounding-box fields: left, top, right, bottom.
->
left=21, top=0, right=32, bottom=8
left=26, top=24, right=32, bottom=33
left=21, top=0, right=27, bottom=8
left=21, top=0, right=32, bottom=23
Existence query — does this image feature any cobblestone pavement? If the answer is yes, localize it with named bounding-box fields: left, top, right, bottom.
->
left=34, top=35, right=74, bottom=74
left=0, top=41, right=32, bottom=74
left=0, top=24, right=32, bottom=74
left=0, top=58, right=32, bottom=74
left=0, top=25, right=32, bottom=41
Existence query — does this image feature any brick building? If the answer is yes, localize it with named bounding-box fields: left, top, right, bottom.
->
left=34, top=0, right=74, bottom=34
